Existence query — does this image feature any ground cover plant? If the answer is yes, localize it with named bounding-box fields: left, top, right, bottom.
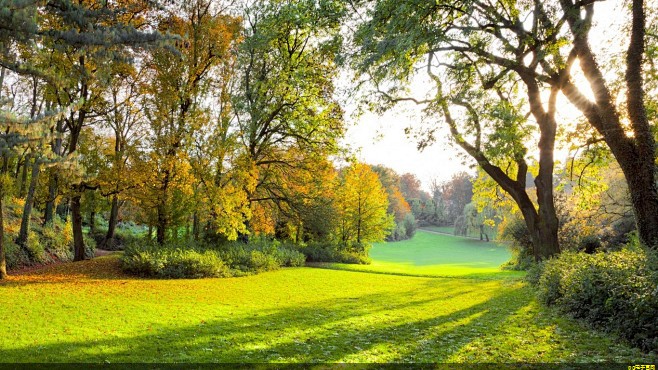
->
left=0, top=255, right=653, bottom=363
left=320, top=230, right=524, bottom=279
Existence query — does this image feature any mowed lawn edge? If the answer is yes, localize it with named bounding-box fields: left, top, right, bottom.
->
left=0, top=255, right=654, bottom=363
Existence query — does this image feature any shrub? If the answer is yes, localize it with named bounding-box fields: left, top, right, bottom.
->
left=300, top=242, right=370, bottom=264
left=3, top=235, right=28, bottom=269
left=92, top=227, right=143, bottom=251
left=386, top=222, right=407, bottom=242
left=121, top=244, right=230, bottom=279
left=537, top=249, right=658, bottom=352
left=403, top=213, right=417, bottom=239
left=41, top=223, right=73, bottom=261
left=26, top=231, right=48, bottom=264
left=121, top=237, right=306, bottom=278
left=273, top=245, right=306, bottom=267
left=500, top=217, right=534, bottom=270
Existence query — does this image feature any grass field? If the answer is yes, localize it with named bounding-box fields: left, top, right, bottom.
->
left=0, top=255, right=653, bottom=363
left=320, top=230, right=523, bottom=279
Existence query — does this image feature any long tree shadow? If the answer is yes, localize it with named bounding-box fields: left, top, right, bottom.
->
left=0, top=281, right=530, bottom=363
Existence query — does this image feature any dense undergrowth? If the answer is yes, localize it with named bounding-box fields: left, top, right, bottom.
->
left=534, top=246, right=658, bottom=352
left=4, top=198, right=95, bottom=269
left=121, top=238, right=307, bottom=278
left=121, top=235, right=373, bottom=279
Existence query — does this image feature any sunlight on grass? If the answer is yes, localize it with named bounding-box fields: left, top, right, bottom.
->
left=321, top=231, right=524, bottom=279
left=0, top=255, right=653, bottom=363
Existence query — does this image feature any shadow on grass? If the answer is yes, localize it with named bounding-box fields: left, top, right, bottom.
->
left=0, top=281, right=530, bottom=363
left=307, top=263, right=525, bottom=281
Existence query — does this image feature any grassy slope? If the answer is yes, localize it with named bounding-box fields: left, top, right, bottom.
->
left=0, top=256, right=653, bottom=363
left=323, top=230, right=524, bottom=279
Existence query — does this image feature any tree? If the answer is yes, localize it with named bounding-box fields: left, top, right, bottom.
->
left=142, top=0, right=241, bottom=244
left=1, top=0, right=166, bottom=261
left=234, top=0, right=346, bottom=231
left=555, top=0, right=658, bottom=249
left=334, top=163, right=394, bottom=247
left=351, top=0, right=575, bottom=260
left=399, top=173, right=422, bottom=201
left=442, top=172, right=474, bottom=225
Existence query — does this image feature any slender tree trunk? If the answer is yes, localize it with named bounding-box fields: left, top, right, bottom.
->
left=156, top=203, right=167, bottom=245
left=192, top=212, right=199, bottom=241
left=0, top=186, right=6, bottom=279
left=44, top=172, right=58, bottom=224
left=16, top=159, right=40, bottom=248
left=103, top=195, right=120, bottom=246
left=45, top=120, right=63, bottom=225
left=18, top=155, right=29, bottom=198
left=71, top=195, right=85, bottom=261
left=89, top=210, right=96, bottom=234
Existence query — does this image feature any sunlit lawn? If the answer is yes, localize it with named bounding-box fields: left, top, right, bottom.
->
left=0, top=255, right=653, bottom=363
left=321, top=230, right=524, bottom=279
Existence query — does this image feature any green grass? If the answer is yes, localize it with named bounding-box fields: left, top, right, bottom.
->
left=0, top=255, right=653, bottom=363
left=321, top=230, right=524, bottom=279
left=422, top=225, right=456, bottom=234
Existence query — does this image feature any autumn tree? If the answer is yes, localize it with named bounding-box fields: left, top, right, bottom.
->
left=334, top=163, right=393, bottom=248
left=1, top=0, right=166, bottom=261
left=234, top=0, right=345, bottom=231
left=142, top=0, right=241, bottom=244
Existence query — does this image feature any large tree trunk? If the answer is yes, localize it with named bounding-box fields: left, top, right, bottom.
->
left=559, top=0, right=658, bottom=249
left=618, top=152, right=658, bottom=247
left=16, top=159, right=40, bottom=248
left=71, top=195, right=86, bottom=261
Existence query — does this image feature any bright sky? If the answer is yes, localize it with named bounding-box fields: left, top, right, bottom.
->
left=340, top=1, right=624, bottom=192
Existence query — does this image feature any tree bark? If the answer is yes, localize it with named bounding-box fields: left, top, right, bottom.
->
left=44, top=172, right=58, bottom=225
left=71, top=195, right=86, bottom=261
left=559, top=0, right=658, bottom=249
left=0, top=188, right=6, bottom=279
left=156, top=202, right=167, bottom=245
left=192, top=211, right=200, bottom=241
left=16, top=159, right=40, bottom=248
left=18, top=155, right=29, bottom=197
left=89, top=210, right=96, bottom=234
left=44, top=120, right=63, bottom=225
left=103, top=195, right=120, bottom=247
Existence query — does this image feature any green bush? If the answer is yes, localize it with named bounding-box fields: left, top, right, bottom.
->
left=300, top=242, right=370, bottom=264
left=41, top=223, right=73, bottom=260
left=500, top=217, right=534, bottom=270
left=386, top=214, right=417, bottom=242
left=3, top=235, right=28, bottom=269
left=537, top=249, right=658, bottom=351
left=92, top=227, right=143, bottom=251
left=26, top=231, right=48, bottom=264
left=121, top=244, right=230, bottom=279
left=274, top=245, right=306, bottom=267
left=121, top=237, right=306, bottom=278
